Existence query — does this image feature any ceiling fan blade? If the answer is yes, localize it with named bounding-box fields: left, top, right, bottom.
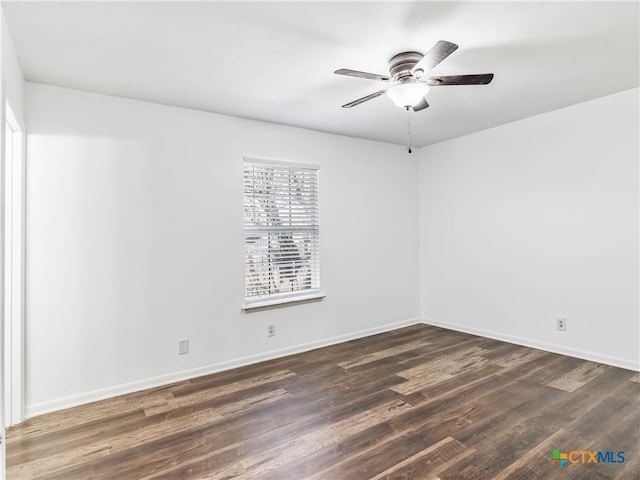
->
left=341, top=89, right=387, bottom=108
left=425, top=73, right=494, bottom=86
left=412, top=97, right=429, bottom=112
left=335, top=69, right=391, bottom=82
left=412, top=40, right=459, bottom=75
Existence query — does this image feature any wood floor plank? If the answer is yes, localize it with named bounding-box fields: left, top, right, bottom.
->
left=256, top=378, right=501, bottom=480
left=458, top=368, right=639, bottom=480
left=369, top=436, right=474, bottom=480
left=255, top=421, right=399, bottom=480
left=338, top=338, right=432, bottom=369
left=133, top=383, right=405, bottom=479
left=390, top=349, right=492, bottom=396
left=396, top=335, right=487, bottom=369
left=218, top=399, right=413, bottom=480
left=309, top=376, right=553, bottom=479
left=142, top=391, right=408, bottom=480
left=9, top=389, right=290, bottom=479
left=491, top=427, right=573, bottom=480
left=491, top=347, right=549, bottom=368
left=66, top=394, right=310, bottom=480
left=6, top=324, right=639, bottom=480
left=546, top=361, right=608, bottom=392
left=492, top=427, right=593, bottom=480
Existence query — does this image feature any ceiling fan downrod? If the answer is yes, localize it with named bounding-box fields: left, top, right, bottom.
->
left=406, top=106, right=412, bottom=154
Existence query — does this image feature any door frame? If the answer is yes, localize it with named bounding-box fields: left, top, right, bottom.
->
left=3, top=98, right=25, bottom=428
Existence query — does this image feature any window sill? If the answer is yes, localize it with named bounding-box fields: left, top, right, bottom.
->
left=242, top=292, right=326, bottom=311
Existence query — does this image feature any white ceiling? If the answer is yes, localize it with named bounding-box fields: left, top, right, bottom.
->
left=3, top=1, right=639, bottom=147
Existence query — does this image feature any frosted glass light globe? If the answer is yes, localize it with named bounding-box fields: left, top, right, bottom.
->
left=387, top=83, right=430, bottom=108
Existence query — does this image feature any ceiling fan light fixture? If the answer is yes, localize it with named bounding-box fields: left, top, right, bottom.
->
left=387, top=83, right=430, bottom=108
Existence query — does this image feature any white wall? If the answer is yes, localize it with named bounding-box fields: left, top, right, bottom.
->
left=418, top=88, right=639, bottom=370
left=22, top=80, right=640, bottom=417
left=24, top=83, right=420, bottom=416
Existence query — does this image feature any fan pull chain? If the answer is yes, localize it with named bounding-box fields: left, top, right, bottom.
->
left=406, top=106, right=412, bottom=154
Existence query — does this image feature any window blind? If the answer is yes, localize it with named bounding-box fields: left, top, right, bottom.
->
left=243, top=160, right=320, bottom=303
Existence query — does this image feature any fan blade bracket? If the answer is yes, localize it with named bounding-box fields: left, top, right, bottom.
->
left=425, top=73, right=494, bottom=86
left=412, top=97, right=429, bottom=112
left=334, top=69, right=391, bottom=82
left=341, top=89, right=387, bottom=108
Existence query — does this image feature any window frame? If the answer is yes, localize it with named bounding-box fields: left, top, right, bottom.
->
left=242, top=157, right=323, bottom=310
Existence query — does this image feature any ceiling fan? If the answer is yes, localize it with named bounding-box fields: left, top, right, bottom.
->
left=335, top=40, right=494, bottom=111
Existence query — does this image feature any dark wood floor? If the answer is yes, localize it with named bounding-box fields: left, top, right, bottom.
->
left=6, top=324, right=640, bottom=479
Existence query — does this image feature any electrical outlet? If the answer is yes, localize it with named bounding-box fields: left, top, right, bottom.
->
left=556, top=318, right=566, bottom=331
left=178, top=339, right=189, bottom=355
left=267, top=324, right=276, bottom=337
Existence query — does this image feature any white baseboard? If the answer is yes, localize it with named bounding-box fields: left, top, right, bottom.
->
left=26, top=317, right=422, bottom=419
left=422, top=318, right=640, bottom=372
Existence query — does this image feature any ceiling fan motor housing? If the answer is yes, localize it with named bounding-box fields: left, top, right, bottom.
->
left=389, top=51, right=423, bottom=79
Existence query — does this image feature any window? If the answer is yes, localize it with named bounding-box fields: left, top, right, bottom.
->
left=243, top=158, right=321, bottom=308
